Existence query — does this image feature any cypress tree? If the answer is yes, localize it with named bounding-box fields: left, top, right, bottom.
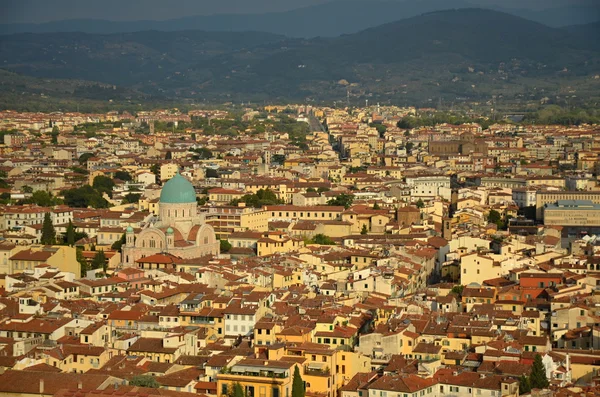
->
left=76, top=247, right=88, bottom=278
left=91, top=250, right=107, bottom=272
left=41, top=213, right=56, bottom=245
left=291, top=366, right=305, bottom=397
left=228, top=383, right=244, bottom=397
left=65, top=219, right=75, bottom=246
left=519, top=374, right=531, bottom=394
left=530, top=354, right=549, bottom=389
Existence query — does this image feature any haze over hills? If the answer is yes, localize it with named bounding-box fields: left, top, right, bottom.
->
left=0, top=9, right=598, bottom=108
left=0, top=0, right=599, bottom=37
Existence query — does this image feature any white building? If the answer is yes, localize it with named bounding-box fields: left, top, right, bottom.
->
left=512, top=187, right=537, bottom=208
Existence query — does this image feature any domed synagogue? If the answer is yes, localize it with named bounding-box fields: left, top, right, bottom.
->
left=122, top=172, right=219, bottom=267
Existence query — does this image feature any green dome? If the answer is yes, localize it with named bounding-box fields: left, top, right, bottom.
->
left=160, top=173, right=196, bottom=204
left=166, top=227, right=174, bottom=234
left=126, top=226, right=134, bottom=233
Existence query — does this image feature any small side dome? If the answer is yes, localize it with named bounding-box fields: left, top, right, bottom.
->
left=126, top=226, right=134, bottom=233
left=166, top=227, right=174, bottom=234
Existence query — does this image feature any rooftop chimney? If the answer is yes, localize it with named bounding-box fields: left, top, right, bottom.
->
left=78, top=380, right=83, bottom=389
left=39, top=379, right=44, bottom=394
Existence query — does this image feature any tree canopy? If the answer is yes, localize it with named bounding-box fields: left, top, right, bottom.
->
left=123, top=193, right=141, bottom=204
left=220, top=240, right=232, bottom=252
left=92, top=175, right=115, bottom=197
left=79, top=152, right=94, bottom=166
left=91, top=250, right=107, bottom=272
left=310, top=234, right=336, bottom=245
left=114, top=171, right=132, bottom=181
left=129, top=375, right=160, bottom=388
left=111, top=233, right=126, bottom=252
left=21, top=190, right=61, bottom=207
left=230, top=189, right=283, bottom=208
left=63, top=185, right=110, bottom=208
left=327, top=193, right=354, bottom=209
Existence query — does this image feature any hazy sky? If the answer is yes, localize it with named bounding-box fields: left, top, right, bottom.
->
left=0, top=0, right=596, bottom=24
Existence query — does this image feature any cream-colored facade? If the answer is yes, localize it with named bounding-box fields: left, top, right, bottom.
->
left=544, top=200, right=600, bottom=226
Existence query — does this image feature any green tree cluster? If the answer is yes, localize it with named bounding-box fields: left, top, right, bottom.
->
left=79, top=152, right=94, bottom=166
left=20, top=190, right=61, bottom=207
left=93, top=175, right=115, bottom=197
left=230, top=189, right=283, bottom=208
left=63, top=185, right=110, bottom=208
left=271, top=154, right=286, bottom=164
left=369, top=123, right=387, bottom=136
left=191, top=147, right=213, bottom=160
left=220, top=240, right=232, bottom=252
left=523, top=105, right=600, bottom=126
left=129, top=375, right=160, bottom=388
left=268, top=115, right=310, bottom=149
left=111, top=233, right=127, bottom=252
left=122, top=193, right=141, bottom=204
left=114, top=171, right=132, bottom=181
left=327, top=193, right=354, bottom=209
left=487, top=209, right=510, bottom=230
left=310, top=234, right=336, bottom=245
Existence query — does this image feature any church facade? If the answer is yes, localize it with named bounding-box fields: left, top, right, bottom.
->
left=122, top=173, right=219, bottom=266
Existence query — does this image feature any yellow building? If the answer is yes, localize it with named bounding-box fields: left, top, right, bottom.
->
left=460, top=252, right=502, bottom=286
left=206, top=206, right=270, bottom=240
left=160, top=163, right=179, bottom=182
left=257, top=233, right=304, bottom=256
left=43, top=344, right=112, bottom=373
left=9, top=245, right=80, bottom=276
left=217, top=358, right=297, bottom=397
left=209, top=188, right=246, bottom=205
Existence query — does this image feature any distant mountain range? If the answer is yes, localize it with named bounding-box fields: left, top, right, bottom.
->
left=0, top=9, right=599, bottom=108
left=0, top=0, right=599, bottom=37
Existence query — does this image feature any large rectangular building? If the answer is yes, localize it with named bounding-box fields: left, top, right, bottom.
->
left=536, top=191, right=600, bottom=220
left=543, top=200, right=600, bottom=226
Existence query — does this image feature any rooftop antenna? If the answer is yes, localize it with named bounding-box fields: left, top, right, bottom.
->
left=346, top=88, right=350, bottom=108
left=365, top=99, right=369, bottom=108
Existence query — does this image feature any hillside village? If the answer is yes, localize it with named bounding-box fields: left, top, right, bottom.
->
left=0, top=106, right=599, bottom=397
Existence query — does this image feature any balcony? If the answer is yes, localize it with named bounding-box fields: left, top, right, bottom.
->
left=304, top=365, right=330, bottom=377
left=220, top=369, right=288, bottom=381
